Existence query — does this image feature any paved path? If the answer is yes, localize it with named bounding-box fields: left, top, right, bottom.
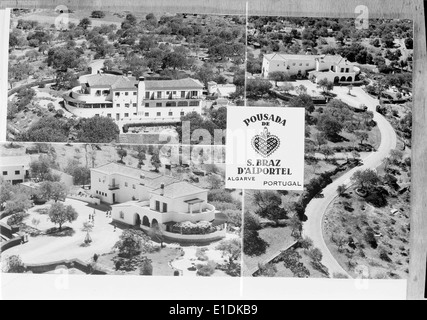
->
left=302, top=85, right=398, bottom=278
left=1, top=199, right=122, bottom=264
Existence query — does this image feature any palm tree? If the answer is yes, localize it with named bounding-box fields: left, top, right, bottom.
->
left=82, top=222, right=94, bottom=245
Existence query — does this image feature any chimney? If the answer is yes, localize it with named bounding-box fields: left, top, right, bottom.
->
left=139, top=76, right=145, bottom=82
left=127, top=71, right=132, bottom=77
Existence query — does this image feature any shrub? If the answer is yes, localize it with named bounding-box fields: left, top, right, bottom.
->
left=244, top=212, right=262, bottom=231
left=379, top=247, right=392, bottom=263
left=196, top=248, right=209, bottom=261
left=208, top=189, right=234, bottom=203
left=174, top=270, right=180, bottom=276
left=257, top=263, right=277, bottom=277
left=172, top=221, right=215, bottom=235
left=298, top=237, right=314, bottom=250
left=196, top=261, right=217, bottom=277
left=7, top=212, right=26, bottom=226
left=244, top=229, right=268, bottom=256
left=3, top=255, right=26, bottom=273
left=140, top=259, right=153, bottom=276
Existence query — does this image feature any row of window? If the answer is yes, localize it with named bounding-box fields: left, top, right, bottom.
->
left=116, top=103, right=137, bottom=108
left=114, top=92, right=137, bottom=97
left=2, top=170, right=21, bottom=176
left=95, top=190, right=107, bottom=197
left=101, top=111, right=188, bottom=119
left=145, top=101, right=200, bottom=108
left=145, top=91, right=199, bottom=99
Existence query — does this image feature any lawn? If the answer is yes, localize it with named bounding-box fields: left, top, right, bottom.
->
left=323, top=185, right=411, bottom=279
left=243, top=226, right=295, bottom=276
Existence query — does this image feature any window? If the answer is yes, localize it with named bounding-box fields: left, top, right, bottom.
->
left=166, top=101, right=177, bottom=107
left=168, top=112, right=173, bottom=116
left=306, top=63, right=309, bottom=66
left=180, top=111, right=185, bottom=116
left=15, top=171, right=20, bottom=175
left=156, top=103, right=162, bottom=107
left=95, top=114, right=100, bottom=117
left=116, top=104, right=120, bottom=108
left=157, top=92, right=162, bottom=99
left=157, top=112, right=161, bottom=117
left=145, top=92, right=150, bottom=99
left=189, top=101, right=200, bottom=107
left=133, top=103, right=137, bottom=108
left=178, top=101, right=188, bottom=107
left=163, top=203, right=168, bottom=213
left=96, top=90, right=101, bottom=96
left=125, top=182, right=128, bottom=187
left=173, top=91, right=177, bottom=94
left=133, top=92, right=137, bottom=96
left=145, top=103, right=150, bottom=107
left=125, top=103, right=130, bottom=108
left=145, top=112, right=149, bottom=117
left=155, top=201, right=160, bottom=212
left=293, top=63, right=296, bottom=66
left=299, top=63, right=303, bottom=66
left=107, top=114, right=112, bottom=118
left=99, top=178, right=101, bottom=182
left=115, top=92, right=120, bottom=97
left=125, top=113, right=129, bottom=118
left=125, top=92, right=129, bottom=96
left=120, top=212, right=125, bottom=219
left=2, top=171, right=7, bottom=176
left=181, top=91, right=186, bottom=98
left=132, top=184, right=136, bottom=189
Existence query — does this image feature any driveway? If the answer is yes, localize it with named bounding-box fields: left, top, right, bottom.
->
left=302, top=85, right=397, bottom=278
left=1, top=199, right=122, bottom=264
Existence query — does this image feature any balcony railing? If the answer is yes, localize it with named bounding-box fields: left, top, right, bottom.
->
left=108, top=184, right=120, bottom=190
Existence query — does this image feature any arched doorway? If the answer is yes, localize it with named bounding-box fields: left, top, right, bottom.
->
left=135, top=214, right=141, bottom=226
left=334, top=76, right=340, bottom=84
left=340, top=76, right=347, bottom=82
left=142, top=216, right=150, bottom=227
left=347, top=76, right=353, bottom=82
left=152, top=219, right=159, bottom=229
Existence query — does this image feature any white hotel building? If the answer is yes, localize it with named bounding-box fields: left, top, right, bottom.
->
left=63, top=74, right=204, bottom=124
left=262, top=53, right=360, bottom=84
left=90, top=163, right=226, bottom=243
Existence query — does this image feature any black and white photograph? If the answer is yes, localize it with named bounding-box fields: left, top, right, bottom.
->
left=0, top=0, right=426, bottom=301
left=242, top=16, right=414, bottom=280
left=0, top=142, right=242, bottom=277
left=6, top=8, right=245, bottom=144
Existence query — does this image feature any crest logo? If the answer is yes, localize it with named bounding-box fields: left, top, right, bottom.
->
left=251, top=127, right=281, bottom=158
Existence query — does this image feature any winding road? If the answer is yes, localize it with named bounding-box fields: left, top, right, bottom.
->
left=302, top=85, right=398, bottom=278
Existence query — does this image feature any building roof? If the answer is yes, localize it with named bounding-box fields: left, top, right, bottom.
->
left=264, top=53, right=320, bottom=62
left=318, top=55, right=351, bottom=65
left=145, top=78, right=204, bottom=91
left=91, top=163, right=205, bottom=198
left=152, top=181, right=206, bottom=199
left=83, top=74, right=204, bottom=91
left=217, top=85, right=237, bottom=97
left=0, top=155, right=32, bottom=167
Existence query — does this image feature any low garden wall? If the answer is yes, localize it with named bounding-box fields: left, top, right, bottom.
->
left=25, top=258, right=107, bottom=275
left=162, top=229, right=226, bottom=244
left=0, top=237, right=22, bottom=253
left=68, top=193, right=101, bottom=205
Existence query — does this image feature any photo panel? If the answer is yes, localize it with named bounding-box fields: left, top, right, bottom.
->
left=242, top=15, right=414, bottom=279
left=6, top=8, right=246, bottom=145
left=0, top=142, right=242, bottom=278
